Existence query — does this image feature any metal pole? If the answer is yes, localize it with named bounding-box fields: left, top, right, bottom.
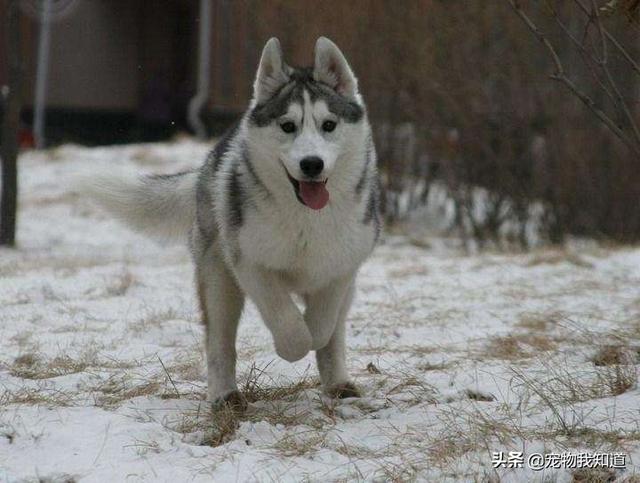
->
left=33, top=0, right=52, bottom=149
left=0, top=0, right=23, bottom=246
left=188, top=0, right=212, bottom=140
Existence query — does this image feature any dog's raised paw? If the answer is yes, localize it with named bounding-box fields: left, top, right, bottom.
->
left=326, top=382, right=361, bottom=399
left=273, top=322, right=312, bottom=362
left=212, top=390, right=248, bottom=412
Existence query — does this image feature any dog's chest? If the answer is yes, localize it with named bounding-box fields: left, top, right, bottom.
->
left=239, top=202, right=373, bottom=289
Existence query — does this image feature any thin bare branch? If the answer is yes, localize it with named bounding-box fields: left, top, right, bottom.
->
left=591, top=0, right=608, bottom=63
left=507, top=0, right=640, bottom=156
left=550, top=8, right=616, bottom=105
left=574, top=0, right=640, bottom=76
left=591, top=0, right=640, bottom=147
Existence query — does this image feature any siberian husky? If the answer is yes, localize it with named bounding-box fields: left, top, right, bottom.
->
left=87, top=37, right=381, bottom=409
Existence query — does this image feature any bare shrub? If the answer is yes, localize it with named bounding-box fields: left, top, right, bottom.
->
left=247, top=2, right=640, bottom=247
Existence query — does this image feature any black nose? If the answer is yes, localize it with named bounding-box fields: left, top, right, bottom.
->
left=299, top=156, right=324, bottom=178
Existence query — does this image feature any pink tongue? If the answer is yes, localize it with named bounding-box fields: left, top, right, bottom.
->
left=299, top=181, right=329, bottom=210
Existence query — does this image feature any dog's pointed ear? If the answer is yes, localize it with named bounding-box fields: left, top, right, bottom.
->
left=253, top=37, right=289, bottom=105
left=313, top=37, right=358, bottom=98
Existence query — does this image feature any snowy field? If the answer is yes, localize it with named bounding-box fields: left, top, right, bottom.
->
left=1, top=139, right=640, bottom=482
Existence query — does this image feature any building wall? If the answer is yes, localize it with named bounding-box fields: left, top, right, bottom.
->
left=0, top=5, right=36, bottom=100
left=44, top=0, right=140, bottom=110
left=2, top=0, right=430, bottom=118
left=3, top=0, right=196, bottom=112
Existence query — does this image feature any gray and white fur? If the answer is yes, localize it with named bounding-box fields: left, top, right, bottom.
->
left=85, top=37, right=381, bottom=408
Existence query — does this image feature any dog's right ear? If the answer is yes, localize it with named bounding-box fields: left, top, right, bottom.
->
left=253, top=38, right=289, bottom=105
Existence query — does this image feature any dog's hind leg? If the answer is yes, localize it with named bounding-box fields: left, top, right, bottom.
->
left=196, top=242, right=246, bottom=410
left=316, top=281, right=360, bottom=398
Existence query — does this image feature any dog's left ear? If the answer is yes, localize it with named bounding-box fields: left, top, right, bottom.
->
left=313, top=37, right=358, bottom=98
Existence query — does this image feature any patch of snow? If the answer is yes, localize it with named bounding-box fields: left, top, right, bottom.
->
left=1, top=139, right=639, bottom=481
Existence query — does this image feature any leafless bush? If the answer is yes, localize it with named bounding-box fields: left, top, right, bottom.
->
left=250, top=1, right=640, bottom=246
left=371, top=2, right=639, bottom=247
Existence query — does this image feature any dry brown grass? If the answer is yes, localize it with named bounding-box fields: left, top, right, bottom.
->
left=370, top=458, right=421, bottom=482
left=519, top=333, right=558, bottom=352
left=426, top=432, right=480, bottom=465
left=92, top=375, right=164, bottom=408
left=357, top=343, right=440, bottom=356
left=202, top=406, right=242, bottom=447
left=592, top=344, right=637, bottom=367
left=12, top=353, right=38, bottom=367
left=540, top=427, right=640, bottom=450
left=481, top=333, right=558, bottom=361
left=464, top=389, right=496, bottom=402
left=10, top=353, right=89, bottom=380
left=176, top=397, right=317, bottom=448
left=484, top=335, right=529, bottom=360
left=239, top=364, right=329, bottom=428
left=129, top=308, right=181, bottom=334
left=512, top=361, right=638, bottom=436
left=8, top=350, right=142, bottom=381
left=598, top=364, right=638, bottom=396
left=0, top=386, right=76, bottom=407
left=416, top=361, right=451, bottom=371
left=169, top=365, right=329, bottom=447
left=543, top=363, right=635, bottom=403
left=516, top=311, right=565, bottom=331
left=90, top=357, right=203, bottom=408
left=169, top=351, right=204, bottom=382
left=241, top=363, right=320, bottom=404
left=413, top=391, right=637, bottom=480
left=167, top=363, right=331, bottom=447
left=619, top=475, right=640, bottom=483
left=427, top=406, right=516, bottom=468
left=526, top=251, right=594, bottom=269
left=33, top=473, right=78, bottom=483
left=0, top=255, right=115, bottom=277
left=366, top=361, right=382, bottom=374
left=382, top=371, right=438, bottom=408
left=386, top=264, right=429, bottom=278
left=516, top=314, right=550, bottom=332
left=332, top=440, right=424, bottom=482
left=572, top=467, right=617, bottom=483
left=103, top=269, right=135, bottom=297
left=270, top=430, right=329, bottom=457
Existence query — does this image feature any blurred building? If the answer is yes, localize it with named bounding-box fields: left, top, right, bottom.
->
left=0, top=0, right=257, bottom=144
left=0, top=0, right=415, bottom=145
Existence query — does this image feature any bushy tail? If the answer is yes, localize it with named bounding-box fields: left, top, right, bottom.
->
left=80, top=168, right=199, bottom=242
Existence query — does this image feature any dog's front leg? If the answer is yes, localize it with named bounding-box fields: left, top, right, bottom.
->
left=235, top=264, right=312, bottom=362
left=196, top=244, right=245, bottom=410
left=316, top=281, right=360, bottom=398
left=304, top=273, right=355, bottom=351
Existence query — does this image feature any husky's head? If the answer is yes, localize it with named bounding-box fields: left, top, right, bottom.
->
left=246, top=37, right=368, bottom=211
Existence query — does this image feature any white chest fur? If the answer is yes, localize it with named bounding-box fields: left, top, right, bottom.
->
left=237, top=197, right=374, bottom=293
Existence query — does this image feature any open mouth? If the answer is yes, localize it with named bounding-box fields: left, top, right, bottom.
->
left=284, top=169, right=330, bottom=211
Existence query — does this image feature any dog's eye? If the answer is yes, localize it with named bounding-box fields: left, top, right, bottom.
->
left=280, top=122, right=296, bottom=134
left=322, top=120, right=337, bottom=133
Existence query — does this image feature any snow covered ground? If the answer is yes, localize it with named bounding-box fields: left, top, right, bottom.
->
left=1, top=139, right=639, bottom=482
